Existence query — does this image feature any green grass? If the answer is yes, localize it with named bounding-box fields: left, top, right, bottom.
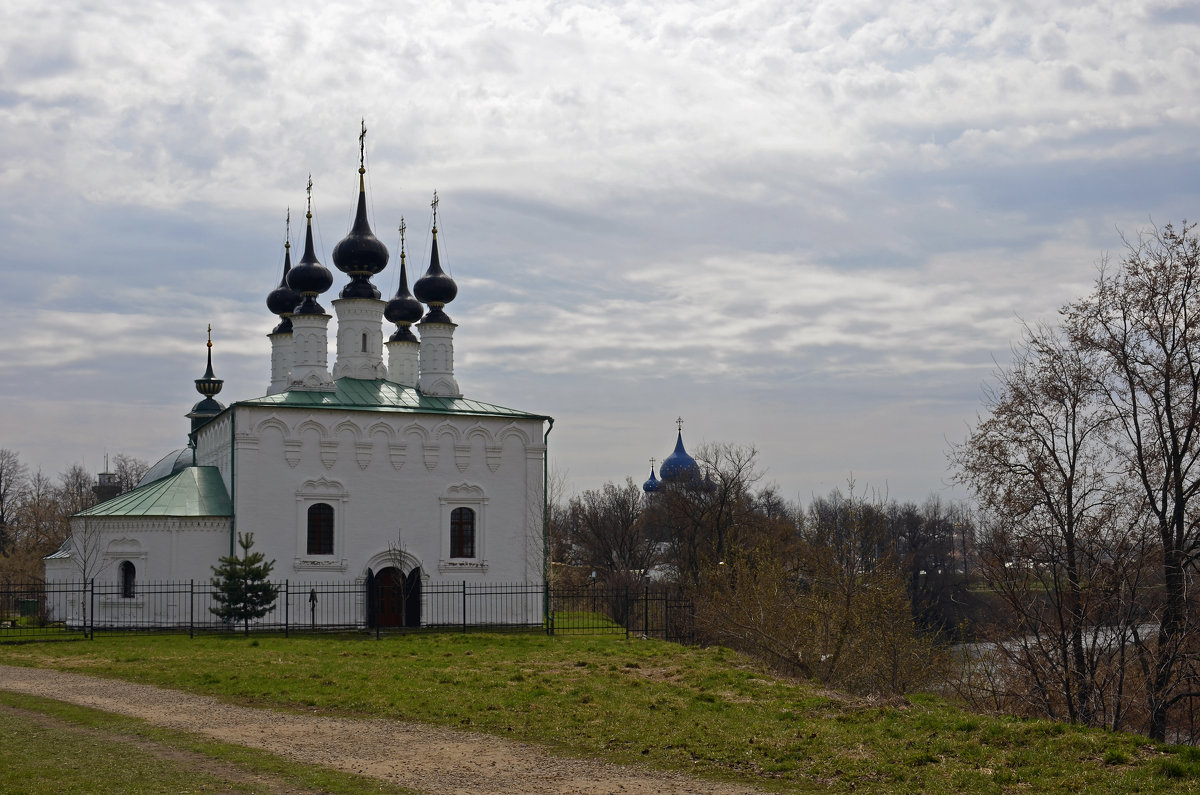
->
left=0, top=690, right=410, bottom=794
left=2, top=633, right=1198, bottom=793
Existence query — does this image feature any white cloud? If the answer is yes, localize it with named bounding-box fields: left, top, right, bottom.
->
left=1, top=0, right=1198, bottom=501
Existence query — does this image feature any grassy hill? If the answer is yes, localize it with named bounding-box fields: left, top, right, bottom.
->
left=1, top=632, right=1197, bottom=792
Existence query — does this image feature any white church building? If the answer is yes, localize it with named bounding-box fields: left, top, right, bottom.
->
left=45, top=148, right=552, bottom=629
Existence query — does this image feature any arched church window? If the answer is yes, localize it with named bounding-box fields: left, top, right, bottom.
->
left=307, top=503, right=334, bottom=555
left=119, top=560, right=136, bottom=598
left=450, top=507, right=475, bottom=558
left=361, top=332, right=368, bottom=353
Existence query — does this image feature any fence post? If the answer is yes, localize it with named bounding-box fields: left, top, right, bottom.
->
left=643, top=585, right=649, bottom=638
left=88, top=579, right=94, bottom=640
left=625, top=587, right=630, bottom=640
left=664, top=594, right=670, bottom=642
left=284, top=580, right=289, bottom=638
left=462, top=581, right=467, bottom=633
left=189, top=580, right=194, bottom=639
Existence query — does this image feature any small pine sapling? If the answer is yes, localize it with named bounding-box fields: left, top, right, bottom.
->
left=210, top=532, right=279, bottom=635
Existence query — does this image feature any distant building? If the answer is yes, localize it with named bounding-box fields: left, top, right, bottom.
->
left=44, top=142, right=551, bottom=628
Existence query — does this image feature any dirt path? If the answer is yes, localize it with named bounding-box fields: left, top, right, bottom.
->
left=0, top=665, right=765, bottom=794
left=0, top=702, right=313, bottom=794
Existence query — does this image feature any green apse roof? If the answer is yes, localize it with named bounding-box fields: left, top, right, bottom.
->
left=237, top=378, right=550, bottom=420
left=75, top=466, right=232, bottom=518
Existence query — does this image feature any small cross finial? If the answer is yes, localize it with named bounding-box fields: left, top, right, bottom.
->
left=285, top=207, right=291, bottom=248
left=305, top=175, right=313, bottom=219
left=676, top=416, right=684, bottom=433
left=398, top=216, right=407, bottom=260
left=207, top=324, right=213, bottom=349
left=431, top=190, right=439, bottom=231
left=358, top=118, right=367, bottom=172
left=649, top=457, right=656, bottom=469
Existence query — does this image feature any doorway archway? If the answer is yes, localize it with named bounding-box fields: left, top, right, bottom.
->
left=367, top=565, right=423, bottom=628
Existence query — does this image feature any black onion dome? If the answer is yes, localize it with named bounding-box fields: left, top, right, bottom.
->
left=266, top=241, right=301, bottom=333
left=385, top=256, right=424, bottom=342
left=413, top=228, right=457, bottom=323
left=332, top=171, right=389, bottom=299
left=286, top=211, right=334, bottom=315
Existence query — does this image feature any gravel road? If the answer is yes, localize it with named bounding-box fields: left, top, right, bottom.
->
left=0, top=664, right=766, bottom=794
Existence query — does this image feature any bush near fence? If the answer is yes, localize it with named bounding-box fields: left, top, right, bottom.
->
left=0, top=581, right=694, bottom=643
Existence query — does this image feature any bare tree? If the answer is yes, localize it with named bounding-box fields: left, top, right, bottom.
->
left=111, top=454, right=149, bottom=494
left=1065, top=221, right=1200, bottom=741
left=0, top=448, right=27, bottom=557
left=697, top=484, right=943, bottom=695
left=57, top=464, right=98, bottom=517
left=545, top=467, right=574, bottom=584
left=17, top=470, right=67, bottom=556
left=564, top=477, right=655, bottom=586
left=648, top=443, right=787, bottom=590
left=953, top=323, right=1134, bottom=728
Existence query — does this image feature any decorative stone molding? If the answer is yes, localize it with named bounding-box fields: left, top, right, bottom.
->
left=423, top=443, right=440, bottom=471
left=438, top=559, right=489, bottom=573
left=355, top=442, right=373, bottom=470
left=439, top=482, right=488, bottom=568
left=293, top=557, right=348, bottom=572
left=454, top=443, right=472, bottom=472
left=486, top=444, right=503, bottom=472
left=104, top=537, right=147, bottom=561
left=319, top=440, right=338, bottom=470
left=388, top=443, right=407, bottom=471
left=284, top=439, right=303, bottom=468
left=295, top=477, right=349, bottom=565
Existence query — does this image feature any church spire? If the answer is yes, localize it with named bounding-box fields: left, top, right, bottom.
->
left=266, top=208, right=301, bottom=333
left=332, top=119, right=389, bottom=298
left=287, top=177, right=334, bottom=315
left=287, top=177, right=337, bottom=391
left=413, top=191, right=458, bottom=324
left=188, top=325, right=226, bottom=432
left=415, top=192, right=462, bottom=397
left=385, top=216, right=423, bottom=342
left=384, top=217, right=424, bottom=386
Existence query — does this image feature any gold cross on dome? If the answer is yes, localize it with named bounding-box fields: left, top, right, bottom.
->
left=676, top=417, right=684, bottom=433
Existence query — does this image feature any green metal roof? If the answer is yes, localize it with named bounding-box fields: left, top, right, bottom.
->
left=75, top=466, right=232, bottom=518
left=237, top=378, right=550, bottom=420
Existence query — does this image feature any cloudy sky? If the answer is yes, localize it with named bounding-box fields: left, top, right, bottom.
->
left=2, top=0, right=1198, bottom=504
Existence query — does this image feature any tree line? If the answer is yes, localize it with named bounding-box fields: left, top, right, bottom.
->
left=549, top=448, right=978, bottom=697
left=952, top=221, right=1200, bottom=742
left=554, top=221, right=1200, bottom=743
left=0, top=450, right=147, bottom=584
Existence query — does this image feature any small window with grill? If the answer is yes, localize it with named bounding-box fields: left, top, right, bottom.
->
left=450, top=507, right=475, bottom=558
left=307, top=503, right=334, bottom=555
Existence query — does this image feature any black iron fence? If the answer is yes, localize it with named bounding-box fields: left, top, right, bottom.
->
left=0, top=580, right=693, bottom=644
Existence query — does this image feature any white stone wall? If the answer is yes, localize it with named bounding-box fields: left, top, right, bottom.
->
left=332, top=298, right=388, bottom=380
left=223, top=406, right=545, bottom=588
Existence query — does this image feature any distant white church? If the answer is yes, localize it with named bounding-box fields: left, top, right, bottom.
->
left=45, top=144, right=551, bottom=628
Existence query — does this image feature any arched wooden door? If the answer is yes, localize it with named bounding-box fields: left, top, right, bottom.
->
left=373, top=567, right=405, bottom=628
left=404, top=567, right=423, bottom=628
